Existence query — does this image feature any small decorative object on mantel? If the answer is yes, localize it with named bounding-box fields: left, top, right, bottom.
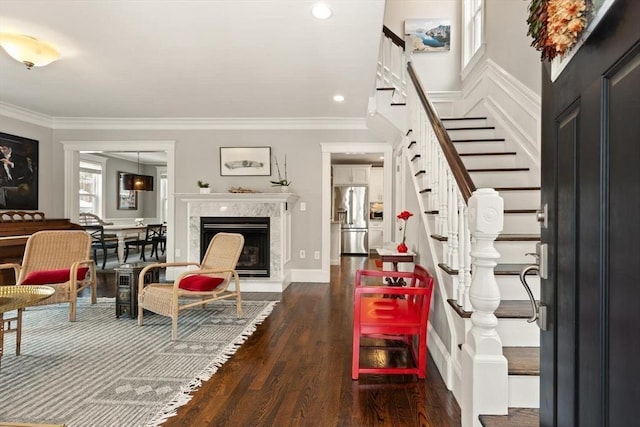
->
left=270, top=155, right=291, bottom=191
left=396, top=210, right=413, bottom=253
left=527, top=0, right=591, bottom=61
left=198, top=180, right=210, bottom=194
left=228, top=187, right=258, bottom=193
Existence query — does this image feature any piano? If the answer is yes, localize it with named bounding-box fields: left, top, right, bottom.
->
left=0, top=211, right=84, bottom=284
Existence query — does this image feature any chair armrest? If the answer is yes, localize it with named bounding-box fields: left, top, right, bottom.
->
left=0, top=262, right=21, bottom=282
left=69, top=259, right=96, bottom=290
left=355, top=268, right=414, bottom=286
left=354, top=285, right=428, bottom=297
left=138, top=262, right=201, bottom=293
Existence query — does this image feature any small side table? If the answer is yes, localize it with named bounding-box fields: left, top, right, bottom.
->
left=114, top=263, right=160, bottom=318
left=375, top=247, right=416, bottom=287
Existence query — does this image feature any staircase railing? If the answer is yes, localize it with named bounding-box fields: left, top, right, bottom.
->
left=377, top=26, right=407, bottom=99
left=379, top=27, right=508, bottom=425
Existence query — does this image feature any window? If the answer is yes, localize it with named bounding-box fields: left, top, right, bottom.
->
left=79, top=160, right=103, bottom=215
left=159, top=169, right=168, bottom=223
left=463, top=0, right=484, bottom=68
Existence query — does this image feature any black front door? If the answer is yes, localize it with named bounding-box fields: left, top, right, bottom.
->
left=540, top=1, right=640, bottom=425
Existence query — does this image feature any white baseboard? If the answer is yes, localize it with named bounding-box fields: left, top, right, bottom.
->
left=289, top=268, right=327, bottom=283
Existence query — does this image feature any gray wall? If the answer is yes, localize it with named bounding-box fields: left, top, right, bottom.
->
left=0, top=115, right=382, bottom=270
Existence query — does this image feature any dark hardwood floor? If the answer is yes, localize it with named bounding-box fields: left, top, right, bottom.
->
left=93, top=254, right=461, bottom=426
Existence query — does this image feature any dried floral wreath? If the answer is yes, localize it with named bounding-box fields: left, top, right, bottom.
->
left=527, top=0, right=592, bottom=61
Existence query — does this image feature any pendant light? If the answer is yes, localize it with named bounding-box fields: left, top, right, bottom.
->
left=123, top=152, right=154, bottom=191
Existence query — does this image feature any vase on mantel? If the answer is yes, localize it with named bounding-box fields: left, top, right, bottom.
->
left=199, top=188, right=211, bottom=194
left=279, top=186, right=290, bottom=193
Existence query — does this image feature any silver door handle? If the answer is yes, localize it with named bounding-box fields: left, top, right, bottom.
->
left=519, top=264, right=539, bottom=324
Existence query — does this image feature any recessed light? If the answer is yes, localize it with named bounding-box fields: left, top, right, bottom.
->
left=312, top=3, right=332, bottom=20
left=333, top=94, right=345, bottom=102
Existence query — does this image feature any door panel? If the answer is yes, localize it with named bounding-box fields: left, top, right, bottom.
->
left=606, top=46, right=640, bottom=426
left=540, top=1, right=640, bottom=425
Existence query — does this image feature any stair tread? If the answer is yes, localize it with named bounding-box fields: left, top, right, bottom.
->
left=442, top=117, right=487, bottom=121
left=432, top=233, right=540, bottom=242
left=452, top=138, right=506, bottom=142
left=439, top=263, right=539, bottom=276
left=494, top=186, right=541, bottom=191
left=459, top=152, right=517, bottom=156
left=468, top=167, right=530, bottom=172
left=479, top=408, right=539, bottom=427
left=504, top=347, right=540, bottom=376
left=446, top=126, right=495, bottom=131
left=448, top=299, right=538, bottom=319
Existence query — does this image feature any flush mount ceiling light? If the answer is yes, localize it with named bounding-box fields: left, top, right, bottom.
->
left=0, top=33, right=60, bottom=70
left=333, top=94, right=345, bottom=102
left=311, top=3, right=332, bottom=19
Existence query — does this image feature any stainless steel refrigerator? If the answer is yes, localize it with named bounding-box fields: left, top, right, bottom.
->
left=333, top=185, right=369, bottom=255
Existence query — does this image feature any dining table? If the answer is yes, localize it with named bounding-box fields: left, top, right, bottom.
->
left=102, top=224, right=148, bottom=264
left=1, top=285, right=55, bottom=368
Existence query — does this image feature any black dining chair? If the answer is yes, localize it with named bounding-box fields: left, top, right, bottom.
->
left=124, top=224, right=164, bottom=262
left=84, top=225, right=119, bottom=269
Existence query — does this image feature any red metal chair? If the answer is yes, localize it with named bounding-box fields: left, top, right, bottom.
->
left=352, top=265, right=434, bottom=379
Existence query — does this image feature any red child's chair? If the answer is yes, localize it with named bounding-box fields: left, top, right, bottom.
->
left=352, top=265, right=434, bottom=379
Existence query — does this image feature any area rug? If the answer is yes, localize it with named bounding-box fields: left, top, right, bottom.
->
left=0, top=298, right=277, bottom=426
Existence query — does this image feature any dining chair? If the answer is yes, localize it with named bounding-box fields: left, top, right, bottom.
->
left=84, top=225, right=118, bottom=269
left=124, top=224, right=164, bottom=262
left=352, top=264, right=434, bottom=379
left=137, top=232, right=244, bottom=340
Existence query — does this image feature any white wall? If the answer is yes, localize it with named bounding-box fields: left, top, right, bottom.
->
left=484, top=0, right=541, bottom=94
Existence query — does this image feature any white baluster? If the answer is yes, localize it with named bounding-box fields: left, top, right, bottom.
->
left=461, top=188, right=507, bottom=427
left=457, top=198, right=467, bottom=308
left=449, top=177, right=458, bottom=269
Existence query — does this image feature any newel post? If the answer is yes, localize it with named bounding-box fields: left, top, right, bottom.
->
left=461, top=188, right=507, bottom=427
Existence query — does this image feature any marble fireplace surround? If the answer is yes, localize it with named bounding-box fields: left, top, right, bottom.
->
left=175, top=192, right=298, bottom=292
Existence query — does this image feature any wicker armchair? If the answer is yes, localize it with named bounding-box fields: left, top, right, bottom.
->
left=0, top=230, right=97, bottom=323
left=138, top=232, right=244, bottom=340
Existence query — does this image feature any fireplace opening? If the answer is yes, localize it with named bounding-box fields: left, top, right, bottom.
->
left=200, top=217, right=270, bottom=277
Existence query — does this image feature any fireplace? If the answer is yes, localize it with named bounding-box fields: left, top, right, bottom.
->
left=200, top=217, right=270, bottom=277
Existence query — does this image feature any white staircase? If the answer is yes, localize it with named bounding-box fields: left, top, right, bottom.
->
left=373, top=27, right=542, bottom=426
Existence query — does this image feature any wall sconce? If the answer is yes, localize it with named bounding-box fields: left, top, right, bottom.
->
left=0, top=33, right=60, bottom=70
left=123, top=152, right=154, bottom=191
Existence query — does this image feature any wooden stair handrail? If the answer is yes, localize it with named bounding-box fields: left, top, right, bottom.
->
left=382, top=25, right=405, bottom=51
left=407, top=61, right=476, bottom=201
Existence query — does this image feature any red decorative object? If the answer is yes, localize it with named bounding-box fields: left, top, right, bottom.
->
left=352, top=265, right=435, bottom=379
left=396, top=210, right=413, bottom=252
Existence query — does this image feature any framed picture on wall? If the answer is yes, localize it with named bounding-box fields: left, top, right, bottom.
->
left=117, top=171, right=137, bottom=210
left=404, top=19, right=451, bottom=53
left=220, top=146, right=271, bottom=176
left=0, top=131, right=38, bottom=210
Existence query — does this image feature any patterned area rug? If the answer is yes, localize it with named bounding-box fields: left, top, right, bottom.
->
left=0, top=298, right=277, bottom=426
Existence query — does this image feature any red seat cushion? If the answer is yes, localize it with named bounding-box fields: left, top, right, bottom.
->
left=178, top=275, right=225, bottom=292
left=22, top=267, right=90, bottom=286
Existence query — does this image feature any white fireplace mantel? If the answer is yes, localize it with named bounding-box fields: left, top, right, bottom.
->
left=174, top=192, right=299, bottom=292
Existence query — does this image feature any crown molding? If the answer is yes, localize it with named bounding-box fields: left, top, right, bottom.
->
left=0, top=102, right=368, bottom=130
left=0, top=102, right=54, bottom=128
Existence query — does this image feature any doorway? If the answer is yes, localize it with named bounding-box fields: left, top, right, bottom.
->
left=320, top=142, right=393, bottom=282
left=61, top=140, right=176, bottom=262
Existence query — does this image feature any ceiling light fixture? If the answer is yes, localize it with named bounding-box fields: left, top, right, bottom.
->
left=333, top=94, right=345, bottom=102
left=311, top=3, right=332, bottom=20
left=0, top=33, right=60, bottom=70
left=123, top=152, right=154, bottom=191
